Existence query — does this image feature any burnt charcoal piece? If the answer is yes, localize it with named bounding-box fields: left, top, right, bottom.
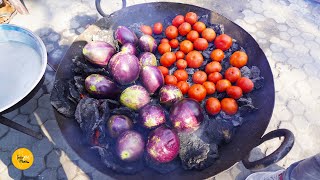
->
left=176, top=35, right=186, bottom=42
left=198, top=14, right=209, bottom=25
left=179, top=132, right=219, bottom=170
left=201, top=118, right=235, bottom=144
left=144, top=154, right=180, bottom=174
left=72, top=56, right=108, bottom=75
left=250, top=66, right=261, bottom=79
left=237, top=96, right=258, bottom=116
left=202, top=49, right=211, bottom=59
left=220, top=59, right=231, bottom=75
left=208, top=23, right=224, bottom=35
left=230, top=41, right=241, bottom=53
left=92, top=144, right=144, bottom=174
left=110, top=107, right=138, bottom=123
left=75, top=98, right=109, bottom=145
left=252, top=77, right=264, bottom=90
left=50, top=79, right=77, bottom=118
left=68, top=79, right=81, bottom=103
left=240, top=66, right=251, bottom=78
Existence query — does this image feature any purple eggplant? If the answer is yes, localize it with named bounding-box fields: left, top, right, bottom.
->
left=146, top=126, right=180, bottom=163
left=116, top=130, right=145, bottom=162
left=159, top=85, right=183, bottom=105
left=107, top=115, right=133, bottom=138
left=115, top=26, right=138, bottom=45
left=170, top=98, right=204, bottom=132
left=140, top=66, right=164, bottom=94
left=120, top=85, right=151, bottom=111
left=139, top=104, right=166, bottom=129
left=139, top=35, right=157, bottom=53
left=108, top=53, right=141, bottom=85
left=83, top=41, right=115, bottom=67
left=139, top=52, right=157, bottom=66
left=120, top=43, right=137, bottom=56
left=85, top=74, right=120, bottom=98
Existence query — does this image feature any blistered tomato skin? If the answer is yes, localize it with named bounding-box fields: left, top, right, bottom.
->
left=146, top=126, right=180, bottom=163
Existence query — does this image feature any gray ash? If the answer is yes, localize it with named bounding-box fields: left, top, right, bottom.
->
left=178, top=132, right=219, bottom=170
left=50, top=79, right=77, bottom=118
left=92, top=144, right=144, bottom=174
left=75, top=98, right=109, bottom=145
left=144, top=154, right=180, bottom=174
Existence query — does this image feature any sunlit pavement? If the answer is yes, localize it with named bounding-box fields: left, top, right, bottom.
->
left=0, top=0, right=319, bottom=179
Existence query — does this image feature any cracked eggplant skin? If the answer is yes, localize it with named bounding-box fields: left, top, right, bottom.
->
left=83, top=41, right=116, bottom=67
left=84, top=74, right=120, bottom=99
left=146, top=126, right=180, bottom=163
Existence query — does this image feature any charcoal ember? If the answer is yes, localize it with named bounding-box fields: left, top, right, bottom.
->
left=250, top=66, right=261, bottom=79
left=50, top=79, right=77, bottom=118
left=240, top=66, right=251, bottom=78
left=92, top=144, right=144, bottom=174
left=144, top=154, right=180, bottom=174
left=75, top=98, right=109, bottom=145
left=198, top=14, right=209, bottom=25
left=201, top=118, right=235, bottom=144
left=179, top=132, right=219, bottom=170
left=72, top=56, right=108, bottom=75
left=252, top=77, right=264, bottom=89
left=208, top=23, right=224, bottom=35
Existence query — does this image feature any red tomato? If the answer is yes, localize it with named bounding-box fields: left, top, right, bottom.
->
left=173, top=69, right=188, bottom=81
left=176, top=59, right=188, bottom=69
left=169, top=39, right=179, bottom=48
left=175, top=51, right=185, bottom=59
left=214, top=34, right=233, bottom=51
left=230, top=51, right=248, bottom=68
left=206, top=97, right=221, bottom=115
left=188, top=84, right=206, bottom=102
left=192, top=70, right=207, bottom=84
left=216, top=79, right=232, bottom=92
left=205, top=61, right=222, bottom=74
left=158, top=43, right=171, bottom=55
left=165, top=25, right=179, bottom=39
left=158, top=66, right=169, bottom=77
left=194, top=38, right=209, bottom=51
left=208, top=72, right=223, bottom=83
left=186, top=50, right=203, bottom=68
left=185, top=12, right=198, bottom=25
left=140, top=25, right=152, bottom=35
left=221, top=98, right=238, bottom=115
left=186, top=30, right=200, bottom=42
left=226, top=86, right=243, bottom=99
left=179, top=40, right=194, bottom=54
left=153, top=22, right=163, bottom=34
left=160, top=38, right=169, bottom=44
left=178, top=22, right=192, bottom=36
left=172, top=15, right=185, bottom=27
left=165, top=75, right=178, bottom=85
left=177, top=81, right=189, bottom=94
left=203, top=81, right=216, bottom=95
left=160, top=52, right=176, bottom=67
left=202, top=28, right=216, bottom=42
left=225, top=67, right=241, bottom=83
left=193, top=21, right=206, bottom=33
left=210, top=49, right=225, bottom=62
left=237, top=77, right=254, bottom=93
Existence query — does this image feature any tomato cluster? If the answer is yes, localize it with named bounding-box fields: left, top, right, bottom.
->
left=140, top=12, right=254, bottom=116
